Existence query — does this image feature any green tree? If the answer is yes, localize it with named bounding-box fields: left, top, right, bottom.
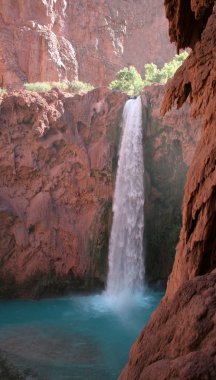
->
left=143, top=51, right=189, bottom=86
left=108, top=52, right=188, bottom=96
left=109, top=66, right=144, bottom=97
left=160, top=52, right=188, bottom=83
left=143, top=63, right=164, bottom=86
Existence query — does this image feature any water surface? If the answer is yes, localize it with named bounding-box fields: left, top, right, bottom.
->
left=0, top=291, right=162, bottom=379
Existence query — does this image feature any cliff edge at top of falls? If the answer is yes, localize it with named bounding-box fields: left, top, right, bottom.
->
left=0, top=0, right=175, bottom=88
left=119, top=1, right=216, bottom=379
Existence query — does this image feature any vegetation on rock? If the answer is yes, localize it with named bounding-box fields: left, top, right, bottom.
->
left=143, top=52, right=188, bottom=86
left=0, top=88, right=7, bottom=95
left=24, top=80, right=94, bottom=94
left=109, top=66, right=144, bottom=97
left=109, top=52, right=188, bottom=96
left=67, top=80, right=94, bottom=94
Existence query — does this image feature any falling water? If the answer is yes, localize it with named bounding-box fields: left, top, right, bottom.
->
left=106, top=96, right=145, bottom=295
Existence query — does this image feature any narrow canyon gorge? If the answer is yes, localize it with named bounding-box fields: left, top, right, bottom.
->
left=0, top=0, right=216, bottom=379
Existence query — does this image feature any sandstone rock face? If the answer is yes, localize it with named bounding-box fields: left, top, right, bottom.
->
left=120, top=1, right=216, bottom=379
left=162, top=1, right=216, bottom=299
left=0, top=85, right=198, bottom=298
left=0, top=84, right=201, bottom=297
left=120, top=271, right=216, bottom=380
left=142, top=85, right=201, bottom=285
left=0, top=0, right=175, bottom=88
left=0, top=88, right=126, bottom=297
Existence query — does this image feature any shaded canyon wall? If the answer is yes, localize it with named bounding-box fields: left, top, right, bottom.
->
left=119, top=1, right=216, bottom=379
left=142, top=85, right=201, bottom=286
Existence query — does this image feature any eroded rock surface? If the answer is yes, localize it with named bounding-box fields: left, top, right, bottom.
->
left=119, top=1, right=216, bottom=379
left=0, top=88, right=126, bottom=297
left=0, top=0, right=175, bottom=88
left=120, top=271, right=216, bottom=380
left=162, top=1, right=216, bottom=299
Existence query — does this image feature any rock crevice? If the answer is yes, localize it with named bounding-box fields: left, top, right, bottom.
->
left=119, top=1, right=216, bottom=378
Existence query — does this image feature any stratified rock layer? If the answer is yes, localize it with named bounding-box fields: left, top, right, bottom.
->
left=0, top=0, right=175, bottom=88
left=119, top=1, right=216, bottom=379
left=0, top=88, right=126, bottom=297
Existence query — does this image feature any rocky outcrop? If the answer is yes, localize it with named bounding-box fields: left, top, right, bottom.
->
left=142, top=85, right=201, bottom=285
left=0, top=88, right=127, bottom=297
left=161, top=1, right=216, bottom=299
left=0, top=0, right=175, bottom=88
left=120, top=271, right=216, bottom=380
left=119, top=1, right=216, bottom=379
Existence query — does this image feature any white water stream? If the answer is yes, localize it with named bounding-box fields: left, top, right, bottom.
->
left=106, top=96, right=145, bottom=295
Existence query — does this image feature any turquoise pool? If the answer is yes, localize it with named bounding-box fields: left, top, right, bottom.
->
left=0, top=291, right=162, bottom=379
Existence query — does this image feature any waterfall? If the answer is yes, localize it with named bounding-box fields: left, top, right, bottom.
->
left=106, top=96, right=145, bottom=295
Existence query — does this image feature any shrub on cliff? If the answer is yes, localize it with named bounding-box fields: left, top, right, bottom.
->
left=109, top=66, right=144, bottom=97
left=24, top=80, right=94, bottom=94
left=67, top=80, right=94, bottom=94
left=143, top=63, right=164, bottom=86
left=143, top=52, right=188, bottom=86
left=0, top=88, right=7, bottom=95
left=24, top=81, right=68, bottom=92
left=109, top=52, right=188, bottom=96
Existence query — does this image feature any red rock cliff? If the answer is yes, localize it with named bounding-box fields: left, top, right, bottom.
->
left=0, top=0, right=175, bottom=88
left=0, top=88, right=127, bottom=297
left=0, top=83, right=200, bottom=297
left=162, top=0, right=216, bottom=299
left=119, top=1, right=216, bottom=379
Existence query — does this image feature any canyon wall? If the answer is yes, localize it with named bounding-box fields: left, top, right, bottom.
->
left=0, top=0, right=175, bottom=88
left=142, top=85, right=201, bottom=286
left=0, top=84, right=200, bottom=297
left=120, top=1, right=216, bottom=379
left=0, top=88, right=127, bottom=297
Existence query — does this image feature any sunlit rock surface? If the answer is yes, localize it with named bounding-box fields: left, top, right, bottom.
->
left=0, top=0, right=175, bottom=88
